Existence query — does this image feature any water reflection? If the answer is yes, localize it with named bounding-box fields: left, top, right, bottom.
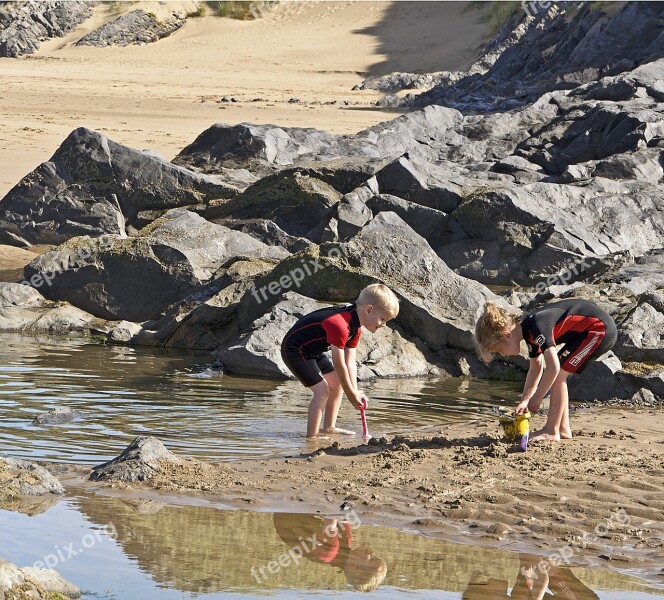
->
left=0, top=333, right=521, bottom=465
left=272, top=513, right=387, bottom=592
left=463, top=553, right=600, bottom=599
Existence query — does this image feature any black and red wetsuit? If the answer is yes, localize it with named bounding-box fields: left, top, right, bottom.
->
left=521, top=299, right=617, bottom=374
left=281, top=304, right=361, bottom=387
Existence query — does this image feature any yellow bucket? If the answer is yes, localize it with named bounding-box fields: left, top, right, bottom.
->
left=498, top=411, right=530, bottom=451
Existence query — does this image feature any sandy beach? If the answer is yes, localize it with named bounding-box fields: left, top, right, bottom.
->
left=0, top=1, right=489, bottom=199
left=59, top=406, right=664, bottom=584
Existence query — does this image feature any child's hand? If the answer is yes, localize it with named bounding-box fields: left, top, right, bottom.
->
left=359, top=393, right=369, bottom=409
left=348, top=391, right=364, bottom=410
left=515, top=400, right=530, bottom=415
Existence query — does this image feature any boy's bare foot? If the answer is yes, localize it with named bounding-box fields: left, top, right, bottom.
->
left=305, top=434, right=331, bottom=441
left=530, top=429, right=561, bottom=442
left=321, top=427, right=356, bottom=435
left=560, top=430, right=573, bottom=439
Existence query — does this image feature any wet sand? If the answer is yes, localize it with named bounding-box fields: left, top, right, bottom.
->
left=61, top=406, right=664, bottom=583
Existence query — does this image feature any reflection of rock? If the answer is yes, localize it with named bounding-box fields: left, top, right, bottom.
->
left=32, top=407, right=84, bottom=425
left=90, top=436, right=183, bottom=483
left=0, top=556, right=80, bottom=598
left=0, top=457, right=64, bottom=499
left=0, top=494, right=60, bottom=516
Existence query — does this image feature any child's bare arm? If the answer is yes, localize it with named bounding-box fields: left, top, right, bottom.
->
left=330, top=345, right=362, bottom=409
left=517, top=355, right=544, bottom=413
left=530, top=347, right=561, bottom=404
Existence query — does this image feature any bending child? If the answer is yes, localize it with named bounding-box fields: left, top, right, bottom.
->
left=475, top=299, right=617, bottom=442
left=281, top=284, right=399, bottom=439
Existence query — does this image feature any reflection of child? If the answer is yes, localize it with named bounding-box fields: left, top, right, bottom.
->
left=281, top=284, right=399, bottom=438
left=272, top=513, right=387, bottom=592
left=475, top=299, right=616, bottom=442
left=462, top=553, right=599, bottom=600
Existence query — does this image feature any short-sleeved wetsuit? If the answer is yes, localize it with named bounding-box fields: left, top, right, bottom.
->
left=521, top=299, right=617, bottom=374
left=281, top=304, right=361, bottom=387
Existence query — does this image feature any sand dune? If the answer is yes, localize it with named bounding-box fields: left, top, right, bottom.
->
left=0, top=1, right=490, bottom=198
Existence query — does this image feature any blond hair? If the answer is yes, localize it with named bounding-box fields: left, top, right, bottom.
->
left=356, top=284, right=399, bottom=318
left=475, top=302, right=521, bottom=363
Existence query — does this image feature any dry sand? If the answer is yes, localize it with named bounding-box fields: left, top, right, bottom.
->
left=66, top=407, right=664, bottom=584
left=0, top=1, right=490, bottom=199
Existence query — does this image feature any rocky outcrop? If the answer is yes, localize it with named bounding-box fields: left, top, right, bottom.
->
left=23, top=209, right=288, bottom=322
left=0, top=128, right=238, bottom=246
left=76, top=9, right=185, bottom=47
left=0, top=0, right=93, bottom=57
left=90, top=436, right=183, bottom=483
left=412, top=2, right=664, bottom=112
left=0, top=557, right=80, bottom=599
left=0, top=457, right=64, bottom=499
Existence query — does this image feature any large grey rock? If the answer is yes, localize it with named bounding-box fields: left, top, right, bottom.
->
left=76, top=9, right=185, bottom=47
left=90, top=436, right=183, bottom=483
left=23, top=209, right=288, bottom=321
left=0, top=457, right=64, bottom=498
left=0, top=283, right=103, bottom=334
left=614, top=302, right=664, bottom=362
left=219, top=292, right=437, bottom=379
left=205, top=170, right=342, bottom=241
left=435, top=179, right=664, bottom=285
left=32, top=407, right=84, bottom=426
left=0, top=128, right=238, bottom=245
left=218, top=219, right=312, bottom=253
left=567, top=352, right=635, bottom=402
left=0, top=0, right=92, bottom=57
left=17, top=567, right=81, bottom=598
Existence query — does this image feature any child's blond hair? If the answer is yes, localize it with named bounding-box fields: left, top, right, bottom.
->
left=475, top=301, right=521, bottom=363
left=356, top=284, right=399, bottom=318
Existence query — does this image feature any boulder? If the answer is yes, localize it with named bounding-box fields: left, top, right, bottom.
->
left=0, top=557, right=80, bottom=598
left=23, top=209, right=288, bottom=321
left=204, top=170, right=342, bottom=241
left=0, top=128, right=238, bottom=245
left=90, top=436, right=182, bottom=483
left=0, top=0, right=92, bottom=57
left=614, top=302, right=664, bottom=362
left=218, top=219, right=312, bottom=253
left=75, top=9, right=185, bottom=47
left=0, top=457, right=64, bottom=499
left=0, top=282, right=103, bottom=334
left=32, top=407, right=84, bottom=426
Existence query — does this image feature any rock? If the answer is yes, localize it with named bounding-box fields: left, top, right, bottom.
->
left=109, top=320, right=144, bottom=343
left=413, top=2, right=664, bottom=111
left=90, top=436, right=183, bottom=483
left=567, top=352, right=635, bottom=402
left=0, top=228, right=31, bottom=248
left=0, top=282, right=104, bottom=334
left=18, top=567, right=81, bottom=598
left=434, top=179, right=664, bottom=285
left=0, top=0, right=92, bottom=57
left=75, top=9, right=185, bottom=47
left=204, top=170, right=342, bottom=241
left=32, top=407, right=84, bottom=425
left=614, top=302, right=664, bottom=362
left=23, top=209, right=288, bottom=321
left=353, top=72, right=444, bottom=93
left=0, top=128, right=238, bottom=245
left=0, top=457, right=65, bottom=498
left=218, top=219, right=313, bottom=253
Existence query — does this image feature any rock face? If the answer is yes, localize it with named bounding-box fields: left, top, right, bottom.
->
left=76, top=9, right=185, bottom=47
left=0, top=457, right=64, bottom=499
left=0, top=128, right=238, bottom=246
left=0, top=0, right=93, bottom=57
left=23, top=209, right=288, bottom=321
left=0, top=557, right=81, bottom=599
left=412, top=2, right=664, bottom=112
left=90, top=436, right=183, bottom=483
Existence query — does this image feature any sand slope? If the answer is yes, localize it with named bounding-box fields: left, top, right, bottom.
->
left=0, top=1, right=489, bottom=198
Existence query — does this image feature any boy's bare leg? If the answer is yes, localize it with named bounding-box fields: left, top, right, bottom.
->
left=307, top=379, right=330, bottom=438
left=560, top=376, right=573, bottom=439
left=321, top=371, right=355, bottom=435
left=531, top=370, right=571, bottom=442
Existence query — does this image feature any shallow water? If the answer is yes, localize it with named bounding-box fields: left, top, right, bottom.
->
left=1, top=493, right=662, bottom=600
left=0, top=333, right=521, bottom=465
